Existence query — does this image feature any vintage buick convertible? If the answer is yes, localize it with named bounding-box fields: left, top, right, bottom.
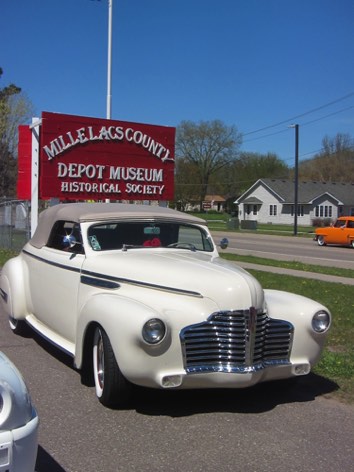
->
left=0, top=203, right=331, bottom=407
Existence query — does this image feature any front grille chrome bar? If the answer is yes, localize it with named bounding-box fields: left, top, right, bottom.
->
left=180, top=308, right=294, bottom=374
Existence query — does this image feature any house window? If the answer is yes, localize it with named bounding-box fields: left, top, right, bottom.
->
left=315, top=205, right=332, bottom=218
left=291, top=205, right=304, bottom=216
left=253, top=205, right=258, bottom=215
left=269, top=205, right=277, bottom=216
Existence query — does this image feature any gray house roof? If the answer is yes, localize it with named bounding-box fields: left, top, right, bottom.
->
left=236, top=179, right=354, bottom=205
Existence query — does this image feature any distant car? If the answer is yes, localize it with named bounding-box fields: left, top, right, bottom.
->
left=0, top=352, right=38, bottom=471
left=0, top=203, right=331, bottom=408
left=315, top=216, right=354, bottom=247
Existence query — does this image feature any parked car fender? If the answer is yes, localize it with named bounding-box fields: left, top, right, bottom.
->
left=0, top=351, right=39, bottom=472
left=264, top=289, right=331, bottom=365
left=75, top=294, right=166, bottom=375
left=0, top=256, right=28, bottom=320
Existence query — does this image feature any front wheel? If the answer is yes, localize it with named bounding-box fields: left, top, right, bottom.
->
left=351, top=240, right=354, bottom=248
left=317, top=236, right=326, bottom=246
left=93, top=326, right=132, bottom=407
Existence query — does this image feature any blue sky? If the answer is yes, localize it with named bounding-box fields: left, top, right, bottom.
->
left=1, top=0, right=354, bottom=167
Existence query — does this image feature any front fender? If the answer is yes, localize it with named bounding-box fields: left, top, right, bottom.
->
left=264, top=289, right=331, bottom=366
left=75, top=293, right=164, bottom=374
left=0, top=255, right=28, bottom=319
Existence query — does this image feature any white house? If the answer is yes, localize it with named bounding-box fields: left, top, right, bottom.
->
left=235, top=179, right=354, bottom=226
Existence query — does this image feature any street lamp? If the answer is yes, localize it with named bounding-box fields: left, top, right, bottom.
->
left=290, top=124, right=299, bottom=236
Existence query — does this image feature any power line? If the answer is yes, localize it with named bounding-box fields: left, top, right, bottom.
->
left=242, top=92, right=354, bottom=137
left=301, top=105, right=354, bottom=127
left=243, top=103, right=354, bottom=145
left=282, top=140, right=354, bottom=164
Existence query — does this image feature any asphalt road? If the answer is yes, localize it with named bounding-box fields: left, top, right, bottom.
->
left=0, top=243, right=353, bottom=472
left=212, top=231, right=354, bottom=269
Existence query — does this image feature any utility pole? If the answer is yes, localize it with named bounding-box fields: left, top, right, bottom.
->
left=106, top=0, right=113, bottom=120
left=106, top=0, right=113, bottom=203
left=293, top=124, right=299, bottom=236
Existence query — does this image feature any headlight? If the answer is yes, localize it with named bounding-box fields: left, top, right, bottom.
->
left=312, top=310, right=331, bottom=333
left=142, top=318, right=166, bottom=344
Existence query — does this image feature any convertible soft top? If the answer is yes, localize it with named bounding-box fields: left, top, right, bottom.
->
left=30, top=203, right=206, bottom=249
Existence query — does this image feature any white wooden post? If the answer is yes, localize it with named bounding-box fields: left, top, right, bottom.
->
left=30, top=118, right=41, bottom=236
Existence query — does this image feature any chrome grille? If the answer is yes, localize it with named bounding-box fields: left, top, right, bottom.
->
left=180, top=309, right=294, bottom=374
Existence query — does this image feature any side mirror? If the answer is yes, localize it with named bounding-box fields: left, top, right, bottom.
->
left=219, top=237, right=229, bottom=250
left=63, top=234, right=77, bottom=248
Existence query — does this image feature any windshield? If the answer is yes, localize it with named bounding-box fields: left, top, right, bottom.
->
left=87, top=222, right=214, bottom=252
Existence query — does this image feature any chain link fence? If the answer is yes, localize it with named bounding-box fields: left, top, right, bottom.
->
left=0, top=200, right=31, bottom=251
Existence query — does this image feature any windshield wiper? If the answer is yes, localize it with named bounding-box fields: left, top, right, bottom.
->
left=122, top=244, right=145, bottom=251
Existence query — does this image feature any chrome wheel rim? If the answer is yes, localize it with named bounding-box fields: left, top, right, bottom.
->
left=96, top=330, right=104, bottom=390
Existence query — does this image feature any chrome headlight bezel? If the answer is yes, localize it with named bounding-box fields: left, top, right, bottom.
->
left=142, top=318, right=166, bottom=344
left=312, top=310, right=331, bottom=333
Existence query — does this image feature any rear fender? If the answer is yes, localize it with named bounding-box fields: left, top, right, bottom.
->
left=0, top=256, right=28, bottom=319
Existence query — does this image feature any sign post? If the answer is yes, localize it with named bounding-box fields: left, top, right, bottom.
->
left=30, top=118, right=41, bottom=236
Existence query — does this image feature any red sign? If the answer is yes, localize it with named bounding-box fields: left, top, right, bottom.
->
left=39, top=112, right=175, bottom=201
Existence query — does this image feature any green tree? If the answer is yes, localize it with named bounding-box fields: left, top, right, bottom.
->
left=175, top=120, right=242, bottom=211
left=174, top=157, right=200, bottom=211
left=213, top=152, right=289, bottom=198
left=0, top=68, right=34, bottom=198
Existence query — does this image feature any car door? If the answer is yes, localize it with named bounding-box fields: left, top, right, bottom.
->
left=328, top=219, right=348, bottom=245
left=26, top=221, right=84, bottom=345
left=336, top=219, right=349, bottom=245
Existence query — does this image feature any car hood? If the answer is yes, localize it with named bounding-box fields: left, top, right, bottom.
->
left=83, top=250, right=265, bottom=311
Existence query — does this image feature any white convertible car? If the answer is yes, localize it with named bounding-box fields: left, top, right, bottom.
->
left=0, top=203, right=331, bottom=407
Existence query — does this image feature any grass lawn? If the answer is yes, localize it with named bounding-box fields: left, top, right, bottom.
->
left=0, top=248, right=18, bottom=266
left=220, top=252, right=354, bottom=279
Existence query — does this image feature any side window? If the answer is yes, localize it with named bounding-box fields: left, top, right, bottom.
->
left=177, top=225, right=213, bottom=251
left=47, top=221, right=84, bottom=253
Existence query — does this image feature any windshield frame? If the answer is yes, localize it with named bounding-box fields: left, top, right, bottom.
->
left=85, top=220, right=214, bottom=253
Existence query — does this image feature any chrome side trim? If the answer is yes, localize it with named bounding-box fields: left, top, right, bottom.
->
left=22, top=249, right=202, bottom=298
left=22, top=249, right=81, bottom=273
left=81, top=275, right=120, bottom=290
left=82, top=269, right=202, bottom=297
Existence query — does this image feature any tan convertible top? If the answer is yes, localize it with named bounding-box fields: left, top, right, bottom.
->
left=30, top=203, right=206, bottom=249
